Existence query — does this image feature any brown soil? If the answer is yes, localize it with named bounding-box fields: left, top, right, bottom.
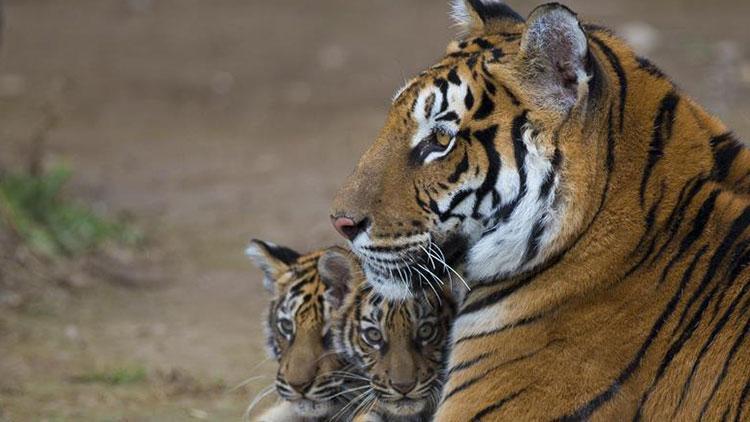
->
left=0, top=0, right=748, bottom=420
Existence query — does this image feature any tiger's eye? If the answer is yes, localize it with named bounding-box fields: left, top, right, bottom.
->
left=363, top=327, right=383, bottom=346
left=417, top=322, right=436, bottom=341
left=434, top=130, right=452, bottom=147
left=277, top=318, right=294, bottom=336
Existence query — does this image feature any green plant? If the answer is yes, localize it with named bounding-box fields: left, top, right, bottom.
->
left=0, top=166, right=141, bottom=257
left=71, top=366, right=148, bottom=385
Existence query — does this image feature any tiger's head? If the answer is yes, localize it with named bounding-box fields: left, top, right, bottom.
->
left=333, top=280, right=455, bottom=419
left=331, top=1, right=611, bottom=298
left=246, top=240, right=359, bottom=418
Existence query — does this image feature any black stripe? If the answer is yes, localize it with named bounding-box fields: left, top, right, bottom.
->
left=464, top=88, right=475, bottom=110
left=649, top=175, right=709, bottom=265
left=435, top=78, right=449, bottom=114
left=657, top=189, right=720, bottom=285
left=590, top=35, right=627, bottom=130
left=583, top=23, right=615, bottom=36
left=698, top=316, right=750, bottom=420
left=523, top=215, right=547, bottom=264
left=482, top=111, right=528, bottom=224
left=441, top=189, right=474, bottom=222
left=436, top=111, right=460, bottom=122
left=471, top=389, right=526, bottom=421
left=640, top=91, right=680, bottom=207
left=458, top=275, right=534, bottom=317
left=473, top=91, right=495, bottom=120
left=467, top=0, right=524, bottom=23
left=447, top=351, right=493, bottom=375
left=671, top=206, right=750, bottom=338
left=678, top=245, right=750, bottom=415
left=443, top=349, right=534, bottom=404
left=454, top=313, right=544, bottom=346
left=447, top=67, right=461, bottom=85
left=710, top=239, right=750, bottom=321
left=448, top=150, right=470, bottom=184
left=563, top=245, right=707, bottom=422
left=625, top=183, right=666, bottom=277
left=500, top=83, right=521, bottom=106
left=711, top=132, right=743, bottom=181
left=473, top=38, right=494, bottom=50
left=470, top=125, right=500, bottom=219
left=539, top=148, right=563, bottom=200
left=490, top=47, right=504, bottom=61
left=636, top=56, right=666, bottom=78
left=737, top=375, right=750, bottom=422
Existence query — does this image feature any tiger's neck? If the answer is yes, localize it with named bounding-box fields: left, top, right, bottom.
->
left=454, top=29, right=750, bottom=335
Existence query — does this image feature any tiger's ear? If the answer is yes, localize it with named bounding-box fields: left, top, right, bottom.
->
left=245, top=239, right=301, bottom=293
left=450, top=0, right=524, bottom=36
left=318, top=247, right=359, bottom=308
left=515, top=3, right=590, bottom=114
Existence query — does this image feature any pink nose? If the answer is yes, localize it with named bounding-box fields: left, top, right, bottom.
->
left=331, top=216, right=366, bottom=241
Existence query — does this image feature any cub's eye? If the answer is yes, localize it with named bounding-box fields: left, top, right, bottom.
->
left=362, top=327, right=384, bottom=346
left=417, top=322, right=437, bottom=342
left=277, top=318, right=294, bottom=337
left=410, top=128, right=457, bottom=165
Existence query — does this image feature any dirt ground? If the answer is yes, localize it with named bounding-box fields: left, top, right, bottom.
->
left=0, top=0, right=749, bottom=420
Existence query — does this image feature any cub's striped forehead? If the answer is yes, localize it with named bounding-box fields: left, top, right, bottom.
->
left=273, top=252, right=327, bottom=316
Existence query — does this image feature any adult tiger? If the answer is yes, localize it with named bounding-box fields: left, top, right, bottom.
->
left=330, top=0, right=750, bottom=420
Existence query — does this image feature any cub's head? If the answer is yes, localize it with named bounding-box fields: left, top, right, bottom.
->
left=333, top=282, right=455, bottom=418
left=246, top=240, right=359, bottom=418
left=331, top=1, right=612, bottom=298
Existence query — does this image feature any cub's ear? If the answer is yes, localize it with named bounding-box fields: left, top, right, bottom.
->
left=318, top=246, right=359, bottom=308
left=450, top=0, right=524, bottom=36
left=245, top=239, right=301, bottom=293
left=516, top=3, right=590, bottom=114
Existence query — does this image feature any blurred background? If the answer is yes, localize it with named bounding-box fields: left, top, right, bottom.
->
left=0, top=0, right=748, bottom=420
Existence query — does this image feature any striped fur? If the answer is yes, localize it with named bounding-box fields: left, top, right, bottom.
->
left=331, top=1, right=750, bottom=420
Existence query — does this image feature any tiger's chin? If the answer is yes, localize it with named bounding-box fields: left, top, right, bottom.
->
left=378, top=397, right=428, bottom=417
left=355, top=231, right=469, bottom=300
left=289, top=398, right=335, bottom=418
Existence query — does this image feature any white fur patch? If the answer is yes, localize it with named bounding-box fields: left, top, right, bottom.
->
left=465, top=127, right=561, bottom=282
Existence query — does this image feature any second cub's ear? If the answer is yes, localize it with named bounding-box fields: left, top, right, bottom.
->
left=318, top=247, right=359, bottom=308
left=451, top=0, right=524, bottom=35
left=245, top=239, right=301, bottom=293
left=516, top=3, right=590, bottom=113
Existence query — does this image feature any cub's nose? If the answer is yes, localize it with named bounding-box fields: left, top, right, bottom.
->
left=331, top=215, right=368, bottom=241
left=288, top=379, right=314, bottom=395
left=391, top=380, right=417, bottom=395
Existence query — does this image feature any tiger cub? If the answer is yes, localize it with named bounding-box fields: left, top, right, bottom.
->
left=246, top=240, right=355, bottom=421
left=332, top=278, right=455, bottom=422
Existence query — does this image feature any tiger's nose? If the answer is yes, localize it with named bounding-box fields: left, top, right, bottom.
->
left=331, top=215, right=368, bottom=241
left=391, top=380, right=417, bottom=395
